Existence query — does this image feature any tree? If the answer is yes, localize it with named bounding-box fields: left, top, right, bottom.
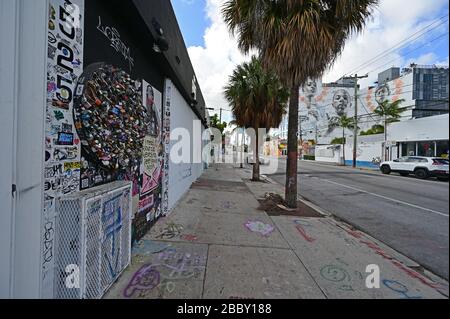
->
left=327, top=115, right=358, bottom=166
left=222, top=0, right=378, bottom=207
left=224, top=56, right=289, bottom=181
left=360, top=124, right=384, bottom=136
left=373, top=99, right=406, bottom=160
left=209, top=114, right=227, bottom=134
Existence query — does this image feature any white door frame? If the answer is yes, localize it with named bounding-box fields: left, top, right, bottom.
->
left=0, top=0, right=48, bottom=298
left=0, top=0, right=18, bottom=299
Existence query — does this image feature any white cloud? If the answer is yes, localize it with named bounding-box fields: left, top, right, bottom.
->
left=323, top=0, right=449, bottom=88
left=187, top=0, right=251, bottom=123
left=188, top=0, right=449, bottom=119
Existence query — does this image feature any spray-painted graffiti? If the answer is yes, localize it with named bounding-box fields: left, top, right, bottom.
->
left=244, top=220, right=275, bottom=237
left=220, top=201, right=235, bottom=210
left=123, top=248, right=207, bottom=298
left=383, top=279, right=422, bottom=299
left=42, top=221, right=55, bottom=268
left=156, top=223, right=184, bottom=240
left=293, top=220, right=315, bottom=243
left=97, top=16, right=134, bottom=71
left=102, top=194, right=124, bottom=279
left=123, top=264, right=161, bottom=298
left=180, top=234, right=198, bottom=242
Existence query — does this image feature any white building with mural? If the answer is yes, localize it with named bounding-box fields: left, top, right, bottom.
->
left=270, top=65, right=449, bottom=164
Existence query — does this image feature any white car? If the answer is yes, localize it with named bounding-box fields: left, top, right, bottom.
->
left=380, top=156, right=449, bottom=181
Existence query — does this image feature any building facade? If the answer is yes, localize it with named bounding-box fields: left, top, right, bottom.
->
left=269, top=65, right=449, bottom=159
left=0, top=0, right=208, bottom=298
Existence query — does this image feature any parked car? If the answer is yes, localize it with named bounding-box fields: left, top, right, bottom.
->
left=380, top=156, right=449, bottom=181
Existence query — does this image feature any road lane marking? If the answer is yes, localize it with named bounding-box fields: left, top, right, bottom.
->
left=299, top=161, right=449, bottom=186
left=320, top=178, right=449, bottom=218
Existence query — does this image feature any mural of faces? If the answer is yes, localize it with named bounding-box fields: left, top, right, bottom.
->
left=332, top=89, right=351, bottom=116
left=302, top=79, right=317, bottom=96
left=375, top=84, right=391, bottom=105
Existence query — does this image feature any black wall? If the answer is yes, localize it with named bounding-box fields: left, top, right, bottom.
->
left=133, top=0, right=207, bottom=125
left=84, top=0, right=207, bottom=125
left=84, top=0, right=165, bottom=92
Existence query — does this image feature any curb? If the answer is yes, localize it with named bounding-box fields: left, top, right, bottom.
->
left=260, top=170, right=450, bottom=295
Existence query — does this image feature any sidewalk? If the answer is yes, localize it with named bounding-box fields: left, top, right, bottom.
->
left=105, top=164, right=448, bottom=299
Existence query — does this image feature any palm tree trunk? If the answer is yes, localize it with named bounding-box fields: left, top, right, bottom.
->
left=285, top=86, right=299, bottom=208
left=342, top=128, right=346, bottom=166
left=252, top=127, right=260, bottom=181
left=384, top=117, right=388, bottom=160
left=240, top=127, right=244, bottom=169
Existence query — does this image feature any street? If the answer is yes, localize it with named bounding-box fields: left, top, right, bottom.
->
left=263, top=158, right=449, bottom=280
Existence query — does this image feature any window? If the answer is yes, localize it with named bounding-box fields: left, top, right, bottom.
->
left=418, top=141, right=435, bottom=157
left=401, top=142, right=416, bottom=157
left=433, top=158, right=449, bottom=165
left=406, top=157, right=427, bottom=163
left=436, top=140, right=449, bottom=158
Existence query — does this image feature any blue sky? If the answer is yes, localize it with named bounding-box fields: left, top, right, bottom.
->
left=172, top=0, right=449, bottom=124
left=171, top=0, right=208, bottom=47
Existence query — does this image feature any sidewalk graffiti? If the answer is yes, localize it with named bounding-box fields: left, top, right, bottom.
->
left=133, top=240, right=170, bottom=256
left=383, top=279, right=422, bottom=299
left=220, top=201, right=235, bottom=210
left=345, top=228, right=443, bottom=290
left=123, top=248, right=207, bottom=298
left=180, top=234, right=198, bottom=242
left=156, top=223, right=184, bottom=240
left=293, top=220, right=315, bottom=243
left=123, top=264, right=160, bottom=298
left=244, top=220, right=275, bottom=237
left=320, top=264, right=354, bottom=291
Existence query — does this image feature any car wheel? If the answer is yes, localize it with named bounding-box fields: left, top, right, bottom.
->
left=414, top=168, right=429, bottom=179
left=381, top=165, right=391, bottom=174
left=400, top=172, right=409, bottom=177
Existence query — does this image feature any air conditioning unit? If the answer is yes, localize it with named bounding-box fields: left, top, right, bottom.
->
left=54, top=181, right=132, bottom=299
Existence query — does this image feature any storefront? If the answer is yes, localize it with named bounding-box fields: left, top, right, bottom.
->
left=388, top=114, right=449, bottom=160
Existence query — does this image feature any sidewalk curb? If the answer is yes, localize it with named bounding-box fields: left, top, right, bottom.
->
left=259, top=170, right=450, bottom=297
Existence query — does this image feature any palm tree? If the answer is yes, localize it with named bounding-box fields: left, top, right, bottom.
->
left=327, top=114, right=358, bottom=166
left=229, top=120, right=246, bottom=168
left=222, top=0, right=378, bottom=207
left=373, top=99, right=406, bottom=160
left=224, top=56, right=289, bottom=181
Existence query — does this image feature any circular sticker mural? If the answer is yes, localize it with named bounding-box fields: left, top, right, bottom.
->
left=73, top=63, right=150, bottom=176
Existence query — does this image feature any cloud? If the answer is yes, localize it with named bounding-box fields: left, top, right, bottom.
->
left=188, top=0, right=449, bottom=119
left=322, top=0, right=449, bottom=88
left=180, top=0, right=196, bottom=5
left=187, top=0, right=251, bottom=123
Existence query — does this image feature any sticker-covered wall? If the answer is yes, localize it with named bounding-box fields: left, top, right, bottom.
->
left=44, top=0, right=85, bottom=297
left=42, top=0, right=206, bottom=298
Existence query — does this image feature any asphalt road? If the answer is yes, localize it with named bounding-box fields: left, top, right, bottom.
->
left=263, top=158, right=449, bottom=280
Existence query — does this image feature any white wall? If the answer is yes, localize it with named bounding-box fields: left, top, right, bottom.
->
left=315, top=145, right=341, bottom=164
left=388, top=114, right=449, bottom=142
left=166, top=79, right=204, bottom=211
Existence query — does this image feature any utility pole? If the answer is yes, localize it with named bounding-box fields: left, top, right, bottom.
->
left=350, top=74, right=368, bottom=168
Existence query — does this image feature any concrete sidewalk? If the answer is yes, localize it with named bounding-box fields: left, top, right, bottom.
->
left=105, top=164, right=448, bottom=299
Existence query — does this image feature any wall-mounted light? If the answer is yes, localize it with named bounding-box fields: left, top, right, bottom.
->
left=151, top=18, right=169, bottom=53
